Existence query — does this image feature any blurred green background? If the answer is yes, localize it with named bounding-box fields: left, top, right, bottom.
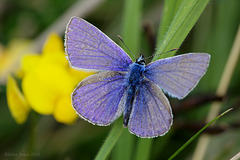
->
left=0, top=0, right=240, bottom=159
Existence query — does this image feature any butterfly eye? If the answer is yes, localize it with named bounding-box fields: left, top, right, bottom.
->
left=135, top=55, right=145, bottom=65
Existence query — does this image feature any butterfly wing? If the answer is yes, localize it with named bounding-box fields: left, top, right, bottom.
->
left=65, top=17, right=132, bottom=71
left=72, top=71, right=127, bottom=125
left=144, top=53, right=210, bottom=99
left=128, top=78, right=173, bottom=138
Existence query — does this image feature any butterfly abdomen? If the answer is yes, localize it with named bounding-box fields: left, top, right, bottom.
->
left=123, top=62, right=145, bottom=127
left=123, top=85, right=135, bottom=127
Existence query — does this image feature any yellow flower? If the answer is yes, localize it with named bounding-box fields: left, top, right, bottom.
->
left=22, top=33, right=94, bottom=124
left=53, top=95, right=77, bottom=124
left=0, top=39, right=30, bottom=82
left=6, top=75, right=30, bottom=124
left=7, top=33, right=94, bottom=124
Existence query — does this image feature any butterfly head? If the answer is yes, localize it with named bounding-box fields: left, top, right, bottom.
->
left=135, top=54, right=145, bottom=65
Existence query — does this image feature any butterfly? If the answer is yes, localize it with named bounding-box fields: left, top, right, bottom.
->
left=65, top=16, right=210, bottom=138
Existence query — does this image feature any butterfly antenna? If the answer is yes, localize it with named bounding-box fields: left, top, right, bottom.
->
left=117, top=35, right=136, bottom=59
left=145, top=48, right=179, bottom=60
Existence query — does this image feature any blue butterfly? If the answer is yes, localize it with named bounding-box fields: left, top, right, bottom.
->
left=65, top=17, right=210, bottom=138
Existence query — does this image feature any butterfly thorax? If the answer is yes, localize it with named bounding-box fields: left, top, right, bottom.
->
left=127, top=64, right=145, bottom=86
left=126, top=55, right=145, bottom=86
left=123, top=55, right=145, bottom=127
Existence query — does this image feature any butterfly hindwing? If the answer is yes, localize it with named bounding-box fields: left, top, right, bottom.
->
left=72, top=71, right=127, bottom=126
left=144, top=53, right=210, bottom=99
left=65, top=17, right=132, bottom=71
left=128, top=78, right=173, bottom=138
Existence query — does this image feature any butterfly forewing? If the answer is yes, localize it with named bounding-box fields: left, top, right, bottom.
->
left=72, top=71, right=127, bottom=126
left=144, top=53, right=210, bottom=99
left=128, top=78, right=173, bottom=138
left=65, top=17, right=132, bottom=71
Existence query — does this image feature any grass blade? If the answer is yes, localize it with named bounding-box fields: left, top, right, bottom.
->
left=121, top=0, right=143, bottom=58
left=157, top=0, right=183, bottom=47
left=153, top=0, right=211, bottom=60
left=134, top=138, right=153, bottom=160
left=112, top=0, right=143, bottom=159
left=95, top=119, right=124, bottom=160
left=113, top=130, right=135, bottom=160
left=112, top=0, right=143, bottom=160
left=168, top=108, right=233, bottom=160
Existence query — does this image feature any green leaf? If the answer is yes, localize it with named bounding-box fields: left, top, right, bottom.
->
left=113, top=0, right=143, bottom=160
left=96, top=0, right=143, bottom=159
left=153, top=0, right=211, bottom=60
left=95, top=119, right=124, bottom=160
left=122, top=0, right=143, bottom=59
left=134, top=138, right=152, bottom=160
left=157, top=0, right=183, bottom=47
left=112, top=130, right=135, bottom=160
